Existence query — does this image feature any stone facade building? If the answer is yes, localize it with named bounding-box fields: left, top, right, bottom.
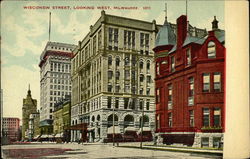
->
left=22, top=86, right=37, bottom=140
left=28, top=112, right=40, bottom=140
left=154, top=13, right=225, bottom=148
left=71, top=11, right=160, bottom=142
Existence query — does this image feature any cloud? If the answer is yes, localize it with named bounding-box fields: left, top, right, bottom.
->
left=2, top=66, right=40, bottom=120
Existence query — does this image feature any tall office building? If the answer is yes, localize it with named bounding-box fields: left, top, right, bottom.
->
left=39, top=42, right=76, bottom=123
left=70, top=11, right=160, bottom=142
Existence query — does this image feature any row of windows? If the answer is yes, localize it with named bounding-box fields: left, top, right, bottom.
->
left=50, top=85, right=71, bottom=90
left=108, top=27, right=150, bottom=55
left=156, top=41, right=218, bottom=76
left=50, top=79, right=71, bottom=85
left=50, top=93, right=71, bottom=102
left=156, top=107, right=221, bottom=129
left=107, top=70, right=152, bottom=82
left=107, top=83, right=151, bottom=95
left=50, top=73, right=70, bottom=79
left=156, top=73, right=222, bottom=106
left=108, top=55, right=151, bottom=70
left=50, top=46, right=73, bottom=51
left=107, top=97, right=150, bottom=110
left=50, top=63, right=71, bottom=73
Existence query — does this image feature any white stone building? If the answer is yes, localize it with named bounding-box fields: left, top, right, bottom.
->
left=39, top=42, right=76, bottom=122
left=71, top=11, right=161, bottom=142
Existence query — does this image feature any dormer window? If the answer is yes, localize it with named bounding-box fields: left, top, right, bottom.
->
left=208, top=41, right=216, bottom=58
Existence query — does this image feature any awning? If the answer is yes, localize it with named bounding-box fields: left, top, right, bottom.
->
left=34, top=135, right=41, bottom=139
left=40, top=135, right=47, bottom=138
left=54, top=133, right=63, bottom=138
left=137, top=127, right=151, bottom=133
left=125, top=126, right=136, bottom=132
left=107, top=126, right=120, bottom=134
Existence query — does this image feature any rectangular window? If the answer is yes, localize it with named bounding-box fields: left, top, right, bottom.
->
left=107, top=97, right=112, bottom=108
left=203, top=108, right=210, bottom=127
left=213, top=137, right=221, bottom=148
left=186, top=48, right=191, bottom=66
left=124, top=30, right=135, bottom=49
left=188, top=77, right=194, bottom=106
left=156, top=114, right=160, bottom=129
left=146, top=101, right=150, bottom=110
left=189, top=110, right=194, bottom=127
left=171, top=56, right=175, bottom=72
left=124, top=97, right=129, bottom=109
left=108, top=70, right=113, bottom=80
left=115, top=71, right=120, bottom=80
left=125, top=70, right=130, bottom=80
left=156, top=88, right=160, bottom=103
left=124, top=55, right=130, bottom=66
left=124, top=84, right=130, bottom=93
left=146, top=88, right=150, bottom=96
left=201, top=137, right=209, bottom=147
left=214, top=108, right=221, bottom=127
left=115, top=85, right=120, bottom=93
left=203, top=73, right=210, bottom=92
left=139, top=100, right=143, bottom=110
left=168, top=85, right=173, bottom=109
left=107, top=84, right=112, bottom=92
left=115, top=97, right=119, bottom=109
left=168, top=113, right=172, bottom=127
left=214, top=72, right=221, bottom=92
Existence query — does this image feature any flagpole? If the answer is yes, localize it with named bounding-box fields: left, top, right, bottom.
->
left=49, top=12, right=51, bottom=41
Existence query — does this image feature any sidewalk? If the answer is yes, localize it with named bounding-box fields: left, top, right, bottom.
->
left=117, top=142, right=223, bottom=156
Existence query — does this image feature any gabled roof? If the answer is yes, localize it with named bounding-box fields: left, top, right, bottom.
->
left=182, top=35, right=206, bottom=47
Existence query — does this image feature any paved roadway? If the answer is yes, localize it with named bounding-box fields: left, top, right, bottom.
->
left=1, top=142, right=222, bottom=159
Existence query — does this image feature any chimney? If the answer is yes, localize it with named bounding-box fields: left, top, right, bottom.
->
left=212, top=16, right=219, bottom=30
left=176, top=15, right=187, bottom=49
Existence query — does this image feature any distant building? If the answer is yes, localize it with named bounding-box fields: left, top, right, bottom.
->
left=71, top=11, right=158, bottom=142
left=2, top=117, right=20, bottom=142
left=153, top=13, right=225, bottom=148
left=53, top=95, right=71, bottom=142
left=39, top=41, right=76, bottom=122
left=22, top=86, right=37, bottom=140
left=28, top=112, right=40, bottom=141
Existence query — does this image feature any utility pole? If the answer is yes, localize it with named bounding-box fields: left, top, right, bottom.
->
left=140, top=100, right=144, bottom=149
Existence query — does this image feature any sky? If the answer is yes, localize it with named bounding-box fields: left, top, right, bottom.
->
left=1, top=0, right=225, bottom=120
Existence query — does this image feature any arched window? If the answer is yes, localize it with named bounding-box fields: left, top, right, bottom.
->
left=139, top=61, right=144, bottom=69
left=207, top=41, right=216, bottom=58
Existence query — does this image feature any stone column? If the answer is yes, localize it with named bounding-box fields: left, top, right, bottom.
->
left=223, top=2, right=250, bottom=158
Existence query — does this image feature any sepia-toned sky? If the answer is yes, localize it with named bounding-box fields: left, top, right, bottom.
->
left=1, top=0, right=225, bottom=121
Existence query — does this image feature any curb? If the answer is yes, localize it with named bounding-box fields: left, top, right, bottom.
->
left=118, top=145, right=223, bottom=156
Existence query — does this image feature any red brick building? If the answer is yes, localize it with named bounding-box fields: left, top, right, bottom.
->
left=3, top=117, right=21, bottom=142
left=153, top=14, right=225, bottom=147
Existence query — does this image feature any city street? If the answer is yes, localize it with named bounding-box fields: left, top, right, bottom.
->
left=1, top=142, right=222, bottom=159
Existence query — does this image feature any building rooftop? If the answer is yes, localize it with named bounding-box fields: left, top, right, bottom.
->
left=155, top=19, right=176, bottom=47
